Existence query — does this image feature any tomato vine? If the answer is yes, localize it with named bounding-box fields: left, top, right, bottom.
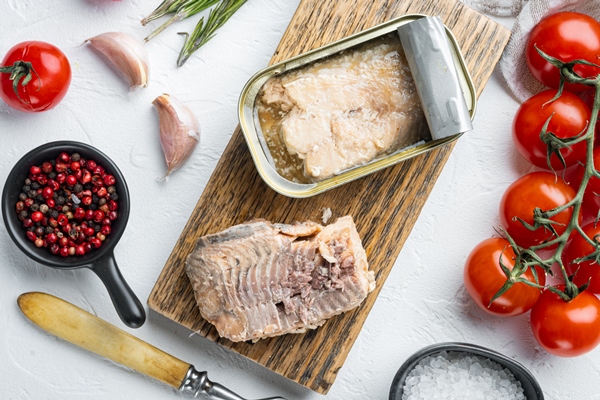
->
left=499, top=47, right=600, bottom=303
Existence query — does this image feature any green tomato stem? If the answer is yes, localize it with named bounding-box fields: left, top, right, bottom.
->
left=0, top=60, right=41, bottom=104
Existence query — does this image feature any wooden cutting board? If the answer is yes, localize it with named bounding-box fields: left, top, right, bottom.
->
left=148, top=0, right=510, bottom=394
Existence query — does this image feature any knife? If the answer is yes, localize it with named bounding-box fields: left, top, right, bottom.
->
left=17, top=292, right=286, bottom=400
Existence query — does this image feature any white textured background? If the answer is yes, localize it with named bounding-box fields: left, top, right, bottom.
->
left=0, top=1, right=593, bottom=399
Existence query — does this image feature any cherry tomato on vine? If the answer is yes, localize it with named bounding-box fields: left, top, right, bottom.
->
left=526, top=12, right=600, bottom=93
left=499, top=171, right=578, bottom=249
left=464, top=237, right=545, bottom=316
left=530, top=286, right=600, bottom=357
left=513, top=89, right=590, bottom=170
left=0, top=41, right=71, bottom=112
left=564, top=222, right=600, bottom=294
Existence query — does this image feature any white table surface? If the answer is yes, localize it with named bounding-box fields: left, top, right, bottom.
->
left=0, top=1, right=596, bottom=399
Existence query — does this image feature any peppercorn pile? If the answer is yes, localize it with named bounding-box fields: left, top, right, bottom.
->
left=15, top=152, right=119, bottom=257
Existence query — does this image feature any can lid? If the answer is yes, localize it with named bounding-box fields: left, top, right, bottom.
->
left=397, top=16, right=473, bottom=140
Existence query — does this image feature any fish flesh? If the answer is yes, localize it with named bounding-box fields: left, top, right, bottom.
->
left=185, top=216, right=375, bottom=342
left=256, top=35, right=426, bottom=183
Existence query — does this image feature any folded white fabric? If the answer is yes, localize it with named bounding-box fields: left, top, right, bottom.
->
left=462, top=0, right=528, bottom=16
left=461, top=0, right=600, bottom=102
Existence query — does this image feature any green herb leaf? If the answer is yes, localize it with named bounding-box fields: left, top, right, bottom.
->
left=145, top=0, right=220, bottom=42
left=142, top=0, right=187, bottom=26
left=177, top=0, right=247, bottom=67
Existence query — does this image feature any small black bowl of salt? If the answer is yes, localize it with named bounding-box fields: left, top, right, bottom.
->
left=389, top=342, right=544, bottom=400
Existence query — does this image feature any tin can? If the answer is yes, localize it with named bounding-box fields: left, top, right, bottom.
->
left=238, top=14, right=476, bottom=198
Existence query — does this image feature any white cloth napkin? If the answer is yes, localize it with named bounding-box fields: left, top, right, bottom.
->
left=462, top=0, right=600, bottom=102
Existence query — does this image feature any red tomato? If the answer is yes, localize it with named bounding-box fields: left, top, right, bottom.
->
left=513, top=89, right=590, bottom=170
left=464, top=237, right=545, bottom=316
left=564, top=222, right=600, bottom=294
left=526, top=12, right=600, bottom=93
left=0, top=41, right=71, bottom=112
left=499, top=171, right=578, bottom=249
left=572, top=147, right=600, bottom=217
left=530, top=286, right=600, bottom=357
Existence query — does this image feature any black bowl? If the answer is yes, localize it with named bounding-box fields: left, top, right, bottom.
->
left=2, top=141, right=145, bottom=328
left=389, top=342, right=544, bottom=400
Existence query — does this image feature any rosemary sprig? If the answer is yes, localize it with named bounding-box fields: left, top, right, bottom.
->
left=141, top=0, right=186, bottom=26
left=176, top=0, right=247, bottom=67
left=144, top=0, right=220, bottom=42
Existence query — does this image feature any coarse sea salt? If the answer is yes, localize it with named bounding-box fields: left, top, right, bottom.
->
left=402, top=351, right=526, bottom=400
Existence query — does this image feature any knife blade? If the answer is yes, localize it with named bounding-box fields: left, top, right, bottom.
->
left=17, top=292, right=286, bottom=400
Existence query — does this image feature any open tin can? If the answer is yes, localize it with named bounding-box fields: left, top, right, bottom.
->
left=238, top=14, right=476, bottom=198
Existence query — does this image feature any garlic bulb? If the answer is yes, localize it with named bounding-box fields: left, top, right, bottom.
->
left=152, top=94, right=200, bottom=178
left=86, top=32, right=149, bottom=90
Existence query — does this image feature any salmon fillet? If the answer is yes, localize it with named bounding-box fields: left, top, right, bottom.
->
left=258, top=36, right=425, bottom=181
left=185, top=216, right=375, bottom=342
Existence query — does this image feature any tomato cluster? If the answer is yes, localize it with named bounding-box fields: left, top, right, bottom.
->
left=465, top=12, right=600, bottom=358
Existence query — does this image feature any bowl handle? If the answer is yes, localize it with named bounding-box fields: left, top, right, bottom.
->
left=91, top=252, right=146, bottom=328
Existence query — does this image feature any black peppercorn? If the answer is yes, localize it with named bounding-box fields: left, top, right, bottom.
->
left=31, top=182, right=40, bottom=190
left=19, top=211, right=28, bottom=220
left=22, top=185, right=31, bottom=193
left=89, top=204, right=97, bottom=210
left=50, top=210, right=59, bottom=219
left=48, top=172, right=56, bottom=179
left=19, top=193, right=27, bottom=201
left=73, top=184, right=83, bottom=193
left=28, top=190, right=37, bottom=198
left=30, top=203, right=40, bottom=212
left=71, top=153, right=81, bottom=161
left=56, top=196, right=65, bottom=205
left=45, top=226, right=54, bottom=234
left=110, top=193, right=119, bottom=201
left=94, top=224, right=101, bottom=232
left=24, top=178, right=31, bottom=185
left=50, top=159, right=55, bottom=166
left=84, top=183, right=92, bottom=190
left=98, top=198, right=107, bottom=206
left=92, top=195, right=99, bottom=204
left=72, top=203, right=80, bottom=211
left=36, top=194, right=44, bottom=202
left=107, top=186, right=116, bottom=194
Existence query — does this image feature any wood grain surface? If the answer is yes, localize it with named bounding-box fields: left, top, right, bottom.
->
left=148, top=0, right=511, bottom=394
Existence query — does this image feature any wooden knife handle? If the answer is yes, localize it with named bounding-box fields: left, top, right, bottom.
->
left=18, top=292, right=190, bottom=390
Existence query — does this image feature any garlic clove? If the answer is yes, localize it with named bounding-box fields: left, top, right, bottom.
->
left=86, top=32, right=149, bottom=90
left=152, top=94, right=200, bottom=179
